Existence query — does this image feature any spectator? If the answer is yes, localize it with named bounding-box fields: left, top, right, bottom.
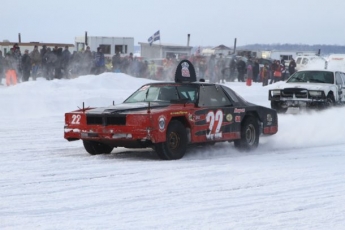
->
left=94, top=47, right=105, bottom=75
left=4, top=53, right=18, bottom=86
left=43, top=48, right=57, bottom=80
left=0, top=51, right=4, bottom=85
left=40, top=45, right=48, bottom=78
left=82, top=46, right=93, bottom=75
left=112, top=52, right=121, bottom=73
left=261, top=63, right=270, bottom=86
left=53, top=46, right=63, bottom=79
left=272, top=60, right=282, bottom=83
left=217, top=54, right=226, bottom=83
left=30, top=45, right=41, bottom=80
left=288, top=58, right=296, bottom=76
left=61, top=46, right=71, bottom=78
left=253, top=59, right=260, bottom=82
left=208, top=54, right=217, bottom=83
left=21, top=49, right=32, bottom=82
left=236, top=58, right=246, bottom=82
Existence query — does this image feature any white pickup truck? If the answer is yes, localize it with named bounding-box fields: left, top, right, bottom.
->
left=268, top=69, right=345, bottom=113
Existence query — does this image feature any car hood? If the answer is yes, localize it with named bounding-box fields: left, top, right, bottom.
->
left=86, top=102, right=170, bottom=115
left=271, top=82, right=333, bottom=91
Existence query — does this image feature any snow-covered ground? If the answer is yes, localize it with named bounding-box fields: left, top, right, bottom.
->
left=1, top=74, right=345, bottom=230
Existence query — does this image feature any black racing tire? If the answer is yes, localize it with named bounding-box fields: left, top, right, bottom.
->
left=271, top=101, right=287, bottom=113
left=234, top=116, right=260, bottom=151
left=83, top=140, right=113, bottom=155
left=155, top=120, right=188, bottom=160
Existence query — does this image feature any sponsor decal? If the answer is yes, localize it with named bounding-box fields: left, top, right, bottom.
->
left=181, top=62, right=190, bottom=77
left=226, top=114, right=233, bottom=122
left=195, top=115, right=201, bottom=121
left=234, top=108, right=245, bottom=113
left=170, top=111, right=188, bottom=115
left=235, top=116, right=241, bottom=122
left=158, top=115, right=166, bottom=132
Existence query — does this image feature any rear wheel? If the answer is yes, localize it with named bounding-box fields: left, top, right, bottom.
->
left=234, top=116, right=259, bottom=151
left=83, top=140, right=113, bottom=155
left=155, top=120, right=188, bottom=160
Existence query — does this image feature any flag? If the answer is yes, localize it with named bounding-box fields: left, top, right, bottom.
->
left=148, top=30, right=160, bottom=46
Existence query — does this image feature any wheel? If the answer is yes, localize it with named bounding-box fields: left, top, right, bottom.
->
left=83, top=140, right=113, bottom=155
left=234, top=116, right=259, bottom=151
left=325, top=94, right=335, bottom=107
left=271, top=101, right=287, bottom=113
left=155, top=120, right=188, bottom=160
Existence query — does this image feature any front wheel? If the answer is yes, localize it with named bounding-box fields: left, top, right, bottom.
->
left=83, top=140, right=113, bottom=155
left=234, top=116, right=260, bottom=151
left=155, top=120, right=188, bottom=160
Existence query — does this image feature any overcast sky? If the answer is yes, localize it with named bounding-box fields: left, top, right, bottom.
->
left=1, top=0, right=345, bottom=47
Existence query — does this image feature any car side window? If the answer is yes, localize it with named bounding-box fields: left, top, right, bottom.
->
left=335, top=72, right=343, bottom=85
left=296, top=58, right=302, bottom=64
left=198, top=85, right=232, bottom=107
left=302, top=58, right=308, bottom=65
left=340, top=73, right=345, bottom=85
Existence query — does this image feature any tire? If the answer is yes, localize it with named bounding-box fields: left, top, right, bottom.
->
left=155, top=120, right=188, bottom=160
left=83, top=140, right=113, bottom=155
left=271, top=101, right=287, bottom=113
left=234, top=116, right=259, bottom=151
left=325, top=94, right=335, bottom=107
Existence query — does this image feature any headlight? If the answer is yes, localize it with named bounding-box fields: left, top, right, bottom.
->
left=309, top=91, right=322, bottom=96
left=271, top=90, right=281, bottom=95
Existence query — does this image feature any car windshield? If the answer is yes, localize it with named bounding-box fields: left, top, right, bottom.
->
left=124, top=84, right=198, bottom=103
left=287, top=71, right=334, bottom=84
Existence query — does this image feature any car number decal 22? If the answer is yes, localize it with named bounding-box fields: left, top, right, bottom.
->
left=206, top=110, right=223, bottom=140
left=71, top=114, right=81, bottom=124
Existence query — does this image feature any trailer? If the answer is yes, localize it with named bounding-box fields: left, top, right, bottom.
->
left=75, top=36, right=134, bottom=58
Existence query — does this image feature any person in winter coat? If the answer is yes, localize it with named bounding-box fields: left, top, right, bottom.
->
left=261, top=63, right=270, bottom=86
left=236, top=58, right=246, bottom=82
left=30, top=45, right=41, bottom=80
left=4, top=53, right=18, bottom=86
left=208, top=55, right=217, bottom=83
left=0, top=51, right=4, bottom=85
left=21, top=50, right=32, bottom=81
left=43, top=48, right=57, bottom=80
left=288, top=58, right=296, bottom=76
left=252, top=59, right=260, bottom=82
left=94, top=47, right=105, bottom=75
left=61, top=46, right=71, bottom=78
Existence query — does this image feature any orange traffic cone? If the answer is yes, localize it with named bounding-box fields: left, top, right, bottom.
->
left=246, top=77, right=252, bottom=86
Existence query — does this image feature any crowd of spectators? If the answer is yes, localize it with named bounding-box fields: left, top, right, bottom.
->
left=0, top=43, right=297, bottom=87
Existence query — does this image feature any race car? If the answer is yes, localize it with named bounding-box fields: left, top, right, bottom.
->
left=64, top=60, right=278, bottom=160
left=269, top=69, right=345, bottom=113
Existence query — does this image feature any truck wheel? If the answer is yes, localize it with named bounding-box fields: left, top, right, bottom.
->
left=155, top=120, right=188, bottom=160
left=83, top=140, right=113, bottom=155
left=234, top=116, right=259, bottom=151
left=271, top=101, right=287, bottom=113
left=325, top=94, right=335, bottom=107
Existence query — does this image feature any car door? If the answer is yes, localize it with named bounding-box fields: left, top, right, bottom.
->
left=335, top=72, right=345, bottom=102
left=194, top=84, right=237, bottom=142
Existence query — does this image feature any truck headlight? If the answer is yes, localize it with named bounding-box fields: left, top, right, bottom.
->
left=271, top=90, right=281, bottom=96
left=309, top=91, right=322, bottom=97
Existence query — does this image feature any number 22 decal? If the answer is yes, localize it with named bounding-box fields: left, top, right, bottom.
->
left=206, top=110, right=223, bottom=140
left=71, top=114, right=81, bottom=124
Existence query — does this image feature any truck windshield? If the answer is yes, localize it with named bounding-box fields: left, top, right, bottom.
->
left=287, top=71, right=334, bottom=84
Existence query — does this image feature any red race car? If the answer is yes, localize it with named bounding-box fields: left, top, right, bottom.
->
left=64, top=60, right=278, bottom=160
